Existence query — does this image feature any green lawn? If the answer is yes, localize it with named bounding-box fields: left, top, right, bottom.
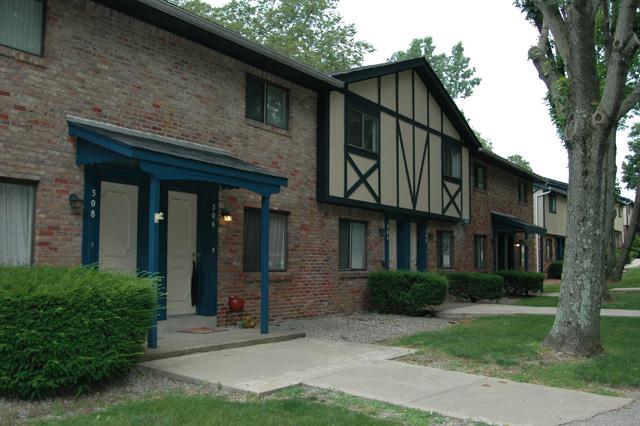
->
left=394, top=316, right=640, bottom=395
left=517, top=292, right=640, bottom=310
left=32, top=387, right=469, bottom=426
left=542, top=267, right=640, bottom=294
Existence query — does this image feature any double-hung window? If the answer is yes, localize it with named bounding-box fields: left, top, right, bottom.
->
left=243, top=209, right=288, bottom=272
left=474, top=164, right=487, bottom=190
left=348, top=108, right=379, bottom=153
left=518, top=182, right=529, bottom=203
left=245, top=75, right=288, bottom=129
left=545, top=239, right=553, bottom=260
left=339, top=220, right=367, bottom=270
left=474, top=235, right=486, bottom=268
left=437, top=231, right=454, bottom=269
left=443, top=144, right=462, bottom=180
left=549, top=193, right=557, bottom=213
left=0, top=180, right=35, bottom=265
left=0, top=0, right=45, bottom=56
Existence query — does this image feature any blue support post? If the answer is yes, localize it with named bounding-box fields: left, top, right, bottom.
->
left=147, top=175, right=161, bottom=348
left=383, top=216, right=389, bottom=270
left=260, top=195, right=270, bottom=334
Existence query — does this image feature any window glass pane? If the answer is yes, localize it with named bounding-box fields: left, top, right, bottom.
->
left=0, top=0, right=44, bottom=55
left=475, top=236, right=485, bottom=268
left=246, top=77, right=265, bottom=122
left=269, top=214, right=287, bottom=270
left=348, top=109, right=363, bottom=148
left=266, top=84, right=287, bottom=128
left=440, top=232, right=452, bottom=268
left=350, top=222, right=366, bottom=269
left=451, top=149, right=461, bottom=178
left=443, top=146, right=452, bottom=176
left=338, top=220, right=350, bottom=269
left=0, top=182, right=34, bottom=265
left=362, top=114, right=378, bottom=152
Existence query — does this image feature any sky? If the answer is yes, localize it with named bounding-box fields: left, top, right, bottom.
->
left=205, top=0, right=635, bottom=198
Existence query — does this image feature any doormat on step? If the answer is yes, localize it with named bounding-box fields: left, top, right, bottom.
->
left=177, top=327, right=227, bottom=334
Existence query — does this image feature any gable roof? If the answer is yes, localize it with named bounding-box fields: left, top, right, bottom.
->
left=331, top=58, right=482, bottom=150
left=94, top=0, right=343, bottom=91
left=475, top=149, right=546, bottom=183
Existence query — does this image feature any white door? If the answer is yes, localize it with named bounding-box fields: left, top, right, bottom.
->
left=99, top=181, right=138, bottom=274
left=410, top=223, right=417, bottom=271
left=388, top=220, right=397, bottom=270
left=167, top=191, right=197, bottom=315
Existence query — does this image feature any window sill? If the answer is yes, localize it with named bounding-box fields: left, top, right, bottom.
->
left=338, top=270, right=369, bottom=279
left=245, top=118, right=291, bottom=138
left=473, top=188, right=488, bottom=194
left=0, top=45, right=46, bottom=68
left=243, top=271, right=291, bottom=283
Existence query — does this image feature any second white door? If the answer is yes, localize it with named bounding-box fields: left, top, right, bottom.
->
left=166, top=191, right=197, bottom=316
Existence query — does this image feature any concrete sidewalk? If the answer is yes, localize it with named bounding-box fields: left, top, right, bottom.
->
left=141, top=338, right=631, bottom=426
left=437, top=303, right=640, bottom=319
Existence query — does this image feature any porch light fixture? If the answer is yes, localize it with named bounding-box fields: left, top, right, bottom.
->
left=378, top=227, right=386, bottom=237
left=220, top=209, right=233, bottom=223
left=69, top=193, right=83, bottom=215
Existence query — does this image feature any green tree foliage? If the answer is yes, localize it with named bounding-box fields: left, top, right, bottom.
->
left=622, top=123, right=640, bottom=190
left=506, top=154, right=533, bottom=171
left=388, top=36, right=481, bottom=99
left=474, top=130, right=494, bottom=152
left=168, top=0, right=374, bottom=72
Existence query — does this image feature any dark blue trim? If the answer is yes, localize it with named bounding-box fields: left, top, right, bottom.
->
left=81, top=170, right=100, bottom=265
left=147, top=175, right=161, bottom=349
left=397, top=220, right=411, bottom=270
left=417, top=222, right=427, bottom=271
left=383, top=216, right=389, bottom=270
left=260, top=195, right=270, bottom=334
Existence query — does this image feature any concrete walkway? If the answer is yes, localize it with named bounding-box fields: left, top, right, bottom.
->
left=541, top=288, right=640, bottom=297
left=141, top=338, right=631, bottom=426
left=437, top=303, right=640, bottom=319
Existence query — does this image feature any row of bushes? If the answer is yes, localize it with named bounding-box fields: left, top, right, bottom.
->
left=368, top=269, right=545, bottom=315
left=548, top=261, right=563, bottom=278
left=0, top=266, right=157, bottom=399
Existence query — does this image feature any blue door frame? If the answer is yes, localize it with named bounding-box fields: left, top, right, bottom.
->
left=81, top=166, right=219, bottom=322
left=384, top=215, right=428, bottom=271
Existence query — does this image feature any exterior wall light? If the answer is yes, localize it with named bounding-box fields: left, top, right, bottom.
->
left=220, top=209, right=233, bottom=223
left=69, top=193, right=83, bottom=215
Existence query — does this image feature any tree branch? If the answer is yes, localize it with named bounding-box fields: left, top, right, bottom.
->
left=617, top=78, right=640, bottom=121
left=533, top=0, right=572, bottom=64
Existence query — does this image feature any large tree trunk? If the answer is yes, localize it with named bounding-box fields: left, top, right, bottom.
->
left=611, top=187, right=640, bottom=281
left=543, top=127, right=611, bottom=357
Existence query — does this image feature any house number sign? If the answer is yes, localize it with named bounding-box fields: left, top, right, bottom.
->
left=211, top=203, right=216, bottom=254
left=90, top=188, right=97, bottom=218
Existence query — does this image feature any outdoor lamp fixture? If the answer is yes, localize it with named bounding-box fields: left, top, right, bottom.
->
left=69, top=193, right=83, bottom=215
left=515, top=242, right=521, bottom=248
left=220, top=209, right=233, bottom=223
left=378, top=227, right=386, bottom=237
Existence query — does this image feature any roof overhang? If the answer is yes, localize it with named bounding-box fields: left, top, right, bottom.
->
left=491, top=212, right=546, bottom=236
left=68, top=116, right=287, bottom=196
left=93, top=0, right=343, bottom=91
left=475, top=149, right=546, bottom=183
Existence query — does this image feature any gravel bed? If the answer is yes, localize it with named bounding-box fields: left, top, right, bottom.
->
left=563, top=399, right=640, bottom=425
left=273, top=312, right=455, bottom=343
left=0, top=367, right=241, bottom=425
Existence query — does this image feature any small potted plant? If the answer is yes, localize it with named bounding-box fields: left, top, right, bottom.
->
left=228, top=296, right=245, bottom=313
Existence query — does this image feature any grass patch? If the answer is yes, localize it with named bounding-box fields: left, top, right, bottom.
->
left=30, top=386, right=481, bottom=426
left=543, top=283, right=560, bottom=293
left=615, top=267, right=640, bottom=288
left=516, top=292, right=640, bottom=310
left=394, top=316, right=640, bottom=394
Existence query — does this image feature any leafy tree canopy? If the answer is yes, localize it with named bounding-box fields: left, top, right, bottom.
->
left=474, top=130, right=494, bottom=151
left=168, top=0, right=374, bottom=72
left=622, top=123, right=640, bottom=190
left=388, top=36, right=481, bottom=99
left=507, top=154, right=532, bottom=171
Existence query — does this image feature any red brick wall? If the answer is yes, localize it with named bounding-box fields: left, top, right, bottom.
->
left=426, top=157, right=536, bottom=273
left=0, top=0, right=383, bottom=324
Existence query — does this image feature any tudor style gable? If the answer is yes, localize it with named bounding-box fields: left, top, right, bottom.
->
left=318, top=59, right=478, bottom=221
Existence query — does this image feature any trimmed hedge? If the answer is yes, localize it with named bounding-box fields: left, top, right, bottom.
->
left=368, top=270, right=447, bottom=316
left=446, top=272, right=504, bottom=302
left=0, top=266, right=157, bottom=399
left=547, top=261, right=563, bottom=279
left=496, top=270, right=544, bottom=296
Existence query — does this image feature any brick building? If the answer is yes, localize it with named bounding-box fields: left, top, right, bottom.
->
left=1, top=0, right=544, bottom=346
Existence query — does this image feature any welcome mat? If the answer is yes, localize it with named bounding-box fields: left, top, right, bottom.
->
left=177, top=327, right=227, bottom=334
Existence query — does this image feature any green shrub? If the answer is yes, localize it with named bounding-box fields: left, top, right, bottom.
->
left=547, top=261, right=563, bottom=279
left=368, top=270, right=447, bottom=316
left=0, top=266, right=157, bottom=399
left=496, top=270, right=544, bottom=296
left=446, top=272, right=504, bottom=302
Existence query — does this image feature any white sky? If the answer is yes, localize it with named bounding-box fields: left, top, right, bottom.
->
left=205, top=0, right=634, bottom=198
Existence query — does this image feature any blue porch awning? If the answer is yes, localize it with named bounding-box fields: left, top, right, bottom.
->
left=68, top=116, right=287, bottom=196
left=491, top=212, right=546, bottom=236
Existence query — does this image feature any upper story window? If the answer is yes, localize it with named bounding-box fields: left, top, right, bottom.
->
left=348, top=108, right=379, bottom=153
left=0, top=0, right=45, bottom=56
left=473, top=164, right=487, bottom=190
left=549, top=192, right=557, bottom=213
left=517, top=182, right=529, bottom=204
left=245, top=75, right=289, bottom=130
left=443, top=143, right=462, bottom=180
